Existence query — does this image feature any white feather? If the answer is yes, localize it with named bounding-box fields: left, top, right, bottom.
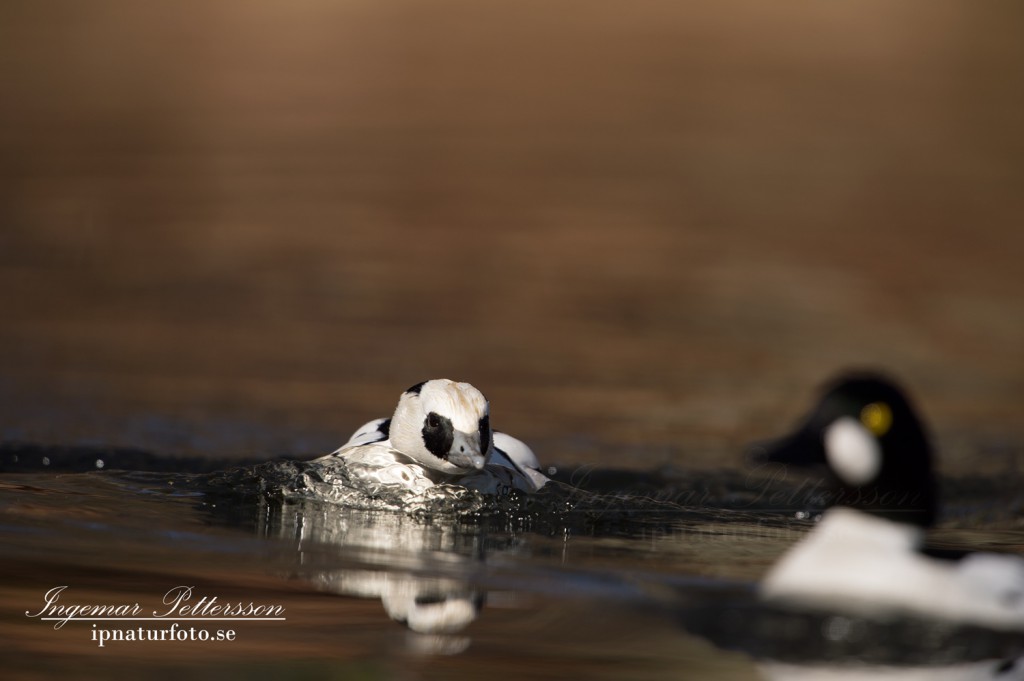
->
left=325, top=379, right=547, bottom=494
left=824, top=417, right=881, bottom=487
left=762, top=508, right=1024, bottom=629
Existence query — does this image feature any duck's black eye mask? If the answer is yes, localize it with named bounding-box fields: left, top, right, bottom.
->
left=421, top=411, right=454, bottom=460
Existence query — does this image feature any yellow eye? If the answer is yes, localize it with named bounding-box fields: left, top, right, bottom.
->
left=860, top=402, right=892, bottom=436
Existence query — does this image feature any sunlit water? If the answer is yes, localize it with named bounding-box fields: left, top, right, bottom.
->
left=2, top=449, right=1024, bottom=680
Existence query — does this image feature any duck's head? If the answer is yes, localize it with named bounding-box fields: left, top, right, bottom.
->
left=389, top=379, right=493, bottom=474
left=748, top=372, right=937, bottom=527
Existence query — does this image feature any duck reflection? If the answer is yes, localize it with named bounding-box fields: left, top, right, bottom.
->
left=674, top=591, right=1024, bottom=681
left=255, top=499, right=511, bottom=652
left=757, top=658, right=1023, bottom=681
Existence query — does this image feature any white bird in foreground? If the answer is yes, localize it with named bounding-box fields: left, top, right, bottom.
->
left=324, top=379, right=547, bottom=495
left=750, top=372, right=1024, bottom=631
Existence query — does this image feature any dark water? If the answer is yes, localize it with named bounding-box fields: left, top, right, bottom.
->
left=3, top=449, right=1024, bottom=681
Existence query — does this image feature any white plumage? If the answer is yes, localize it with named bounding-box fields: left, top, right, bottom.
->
left=754, top=373, right=1024, bottom=630
left=325, top=379, right=547, bottom=494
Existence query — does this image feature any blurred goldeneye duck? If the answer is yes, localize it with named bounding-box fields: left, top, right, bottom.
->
left=748, top=371, right=1024, bottom=630
left=324, top=379, right=547, bottom=494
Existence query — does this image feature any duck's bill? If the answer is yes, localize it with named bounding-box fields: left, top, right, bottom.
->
left=446, top=448, right=486, bottom=472
left=746, top=422, right=825, bottom=469
left=445, top=431, right=487, bottom=472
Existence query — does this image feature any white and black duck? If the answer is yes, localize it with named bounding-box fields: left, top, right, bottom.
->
left=324, top=379, right=547, bottom=495
left=749, top=372, right=1024, bottom=630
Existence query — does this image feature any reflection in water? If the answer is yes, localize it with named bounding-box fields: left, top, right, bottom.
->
left=256, top=499, right=507, bottom=653
left=198, top=456, right=1024, bottom=670
left=758, top=658, right=1024, bottom=681
left=676, top=594, right=1024, bottom=681
left=3, top=461, right=1024, bottom=678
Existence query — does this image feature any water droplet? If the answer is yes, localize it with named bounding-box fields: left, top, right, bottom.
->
left=95, top=459, right=105, bottom=469
left=42, top=457, right=50, bottom=466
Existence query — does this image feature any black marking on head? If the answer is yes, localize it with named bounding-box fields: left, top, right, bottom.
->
left=421, top=411, right=454, bottom=460
left=750, top=371, right=938, bottom=527
left=996, top=658, right=1017, bottom=675
left=377, top=418, right=392, bottom=439
left=405, top=381, right=427, bottom=396
left=819, top=374, right=937, bottom=526
left=479, top=414, right=491, bottom=454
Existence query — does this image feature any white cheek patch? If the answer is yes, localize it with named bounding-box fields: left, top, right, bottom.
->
left=824, top=417, right=882, bottom=486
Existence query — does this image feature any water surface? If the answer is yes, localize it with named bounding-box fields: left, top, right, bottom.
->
left=3, top=450, right=1023, bottom=680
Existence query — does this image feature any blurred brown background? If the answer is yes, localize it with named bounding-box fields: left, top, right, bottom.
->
left=1, top=0, right=1022, bottom=470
